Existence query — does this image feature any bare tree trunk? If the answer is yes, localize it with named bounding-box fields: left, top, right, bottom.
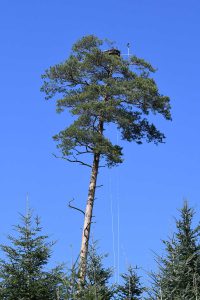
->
left=79, top=119, right=103, bottom=284
left=79, top=152, right=100, bottom=283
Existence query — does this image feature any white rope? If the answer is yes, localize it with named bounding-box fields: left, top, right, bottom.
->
left=121, top=244, right=129, bottom=270
left=117, top=200, right=120, bottom=283
left=91, top=236, right=98, bottom=300
left=109, top=174, right=117, bottom=283
left=116, top=131, right=120, bottom=284
left=109, top=129, right=121, bottom=284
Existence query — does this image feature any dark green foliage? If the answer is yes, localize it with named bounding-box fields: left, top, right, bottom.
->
left=41, top=35, right=171, bottom=168
left=117, top=266, right=144, bottom=300
left=61, top=243, right=144, bottom=300
left=0, top=211, right=63, bottom=300
left=59, top=264, right=78, bottom=300
left=0, top=211, right=144, bottom=300
left=148, top=202, right=200, bottom=299
left=62, top=242, right=114, bottom=299
left=82, top=242, right=114, bottom=299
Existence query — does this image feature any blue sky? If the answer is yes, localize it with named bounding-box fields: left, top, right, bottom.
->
left=1, top=0, right=200, bottom=283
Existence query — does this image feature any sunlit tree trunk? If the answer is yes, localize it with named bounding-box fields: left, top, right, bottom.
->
left=79, top=120, right=103, bottom=283
left=79, top=152, right=100, bottom=282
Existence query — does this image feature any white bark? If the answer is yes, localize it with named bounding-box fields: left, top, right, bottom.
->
left=79, top=153, right=100, bottom=282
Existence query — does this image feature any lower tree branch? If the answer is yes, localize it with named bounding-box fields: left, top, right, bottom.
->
left=68, top=199, right=85, bottom=216
left=53, top=154, right=92, bottom=168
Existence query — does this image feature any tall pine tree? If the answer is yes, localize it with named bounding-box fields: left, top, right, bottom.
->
left=41, top=35, right=171, bottom=282
left=149, top=201, right=200, bottom=299
left=0, top=211, right=63, bottom=300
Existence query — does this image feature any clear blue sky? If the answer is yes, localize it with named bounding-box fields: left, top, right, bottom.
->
left=1, top=0, right=200, bottom=283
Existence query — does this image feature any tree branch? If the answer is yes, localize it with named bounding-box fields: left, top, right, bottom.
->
left=68, top=199, right=85, bottom=216
left=74, top=148, right=92, bottom=155
left=96, top=184, right=103, bottom=189
left=53, top=154, right=92, bottom=168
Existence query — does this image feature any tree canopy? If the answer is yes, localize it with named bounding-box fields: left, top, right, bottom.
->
left=41, top=35, right=171, bottom=168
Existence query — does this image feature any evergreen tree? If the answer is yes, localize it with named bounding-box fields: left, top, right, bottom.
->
left=148, top=201, right=200, bottom=299
left=63, top=263, right=79, bottom=299
left=41, top=35, right=171, bottom=282
left=117, top=266, right=143, bottom=300
left=83, top=242, right=114, bottom=299
left=63, top=242, right=114, bottom=300
left=0, top=211, right=63, bottom=300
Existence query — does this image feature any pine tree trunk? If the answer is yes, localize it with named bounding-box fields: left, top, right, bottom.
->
left=79, top=152, right=100, bottom=283
left=79, top=119, right=103, bottom=284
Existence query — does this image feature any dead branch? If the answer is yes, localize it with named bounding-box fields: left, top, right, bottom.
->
left=53, top=154, right=92, bottom=168
left=96, top=184, right=103, bottom=189
left=68, top=199, right=85, bottom=216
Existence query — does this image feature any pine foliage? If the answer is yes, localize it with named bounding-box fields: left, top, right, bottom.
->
left=41, top=35, right=171, bottom=168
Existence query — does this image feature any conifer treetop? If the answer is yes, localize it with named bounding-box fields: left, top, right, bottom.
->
left=0, top=211, right=63, bottom=300
left=149, top=202, right=200, bottom=299
left=41, top=35, right=171, bottom=167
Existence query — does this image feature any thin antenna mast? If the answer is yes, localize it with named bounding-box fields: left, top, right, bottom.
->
left=127, top=43, right=130, bottom=57
left=122, top=43, right=132, bottom=60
